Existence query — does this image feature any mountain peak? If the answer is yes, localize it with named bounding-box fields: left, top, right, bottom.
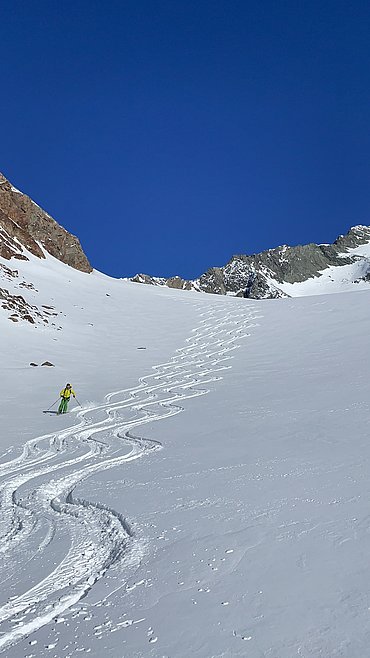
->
left=0, top=173, right=92, bottom=273
left=130, top=225, right=370, bottom=299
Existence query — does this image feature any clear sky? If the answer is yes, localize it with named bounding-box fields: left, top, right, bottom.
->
left=1, top=0, right=370, bottom=278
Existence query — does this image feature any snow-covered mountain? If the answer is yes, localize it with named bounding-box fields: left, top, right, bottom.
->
left=2, top=171, right=370, bottom=315
left=3, top=176, right=370, bottom=657
left=131, top=225, right=370, bottom=298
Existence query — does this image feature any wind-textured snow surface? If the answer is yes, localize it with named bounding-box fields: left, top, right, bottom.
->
left=2, top=251, right=370, bottom=657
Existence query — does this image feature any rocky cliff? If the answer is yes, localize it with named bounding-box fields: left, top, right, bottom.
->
left=0, top=173, right=92, bottom=273
left=130, top=225, right=370, bottom=299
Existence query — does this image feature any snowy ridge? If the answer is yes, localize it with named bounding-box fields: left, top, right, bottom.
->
left=130, top=225, right=370, bottom=299
left=0, top=302, right=259, bottom=653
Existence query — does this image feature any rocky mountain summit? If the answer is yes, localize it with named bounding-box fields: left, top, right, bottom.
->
left=0, top=173, right=91, bottom=273
left=1, top=171, right=370, bottom=312
left=131, top=225, right=370, bottom=299
left=0, top=173, right=92, bottom=325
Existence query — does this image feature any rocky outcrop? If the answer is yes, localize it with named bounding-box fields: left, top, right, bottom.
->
left=130, top=225, right=370, bottom=299
left=334, top=225, right=370, bottom=251
left=131, top=272, right=199, bottom=291
left=1, top=287, right=47, bottom=325
left=0, top=173, right=92, bottom=273
left=0, top=261, right=62, bottom=326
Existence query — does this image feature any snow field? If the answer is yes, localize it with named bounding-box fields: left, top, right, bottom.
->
left=1, top=270, right=259, bottom=655
left=3, top=250, right=370, bottom=656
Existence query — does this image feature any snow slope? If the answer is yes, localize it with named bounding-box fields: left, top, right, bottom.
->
left=2, top=252, right=370, bottom=657
left=278, top=240, right=370, bottom=296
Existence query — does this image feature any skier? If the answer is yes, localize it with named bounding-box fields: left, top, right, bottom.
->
left=57, top=383, right=76, bottom=414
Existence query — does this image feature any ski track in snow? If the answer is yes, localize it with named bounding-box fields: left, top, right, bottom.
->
left=0, top=303, right=260, bottom=652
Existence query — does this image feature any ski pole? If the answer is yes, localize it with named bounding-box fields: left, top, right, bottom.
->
left=74, top=397, right=82, bottom=408
left=46, top=398, right=59, bottom=411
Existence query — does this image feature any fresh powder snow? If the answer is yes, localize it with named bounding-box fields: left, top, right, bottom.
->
left=1, top=250, right=370, bottom=657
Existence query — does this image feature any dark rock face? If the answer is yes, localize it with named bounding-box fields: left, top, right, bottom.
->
left=199, top=267, right=226, bottom=295
left=0, top=173, right=92, bottom=273
left=130, top=225, right=370, bottom=299
left=166, top=276, right=194, bottom=291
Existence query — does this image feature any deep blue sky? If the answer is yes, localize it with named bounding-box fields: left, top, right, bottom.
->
left=1, top=1, right=370, bottom=278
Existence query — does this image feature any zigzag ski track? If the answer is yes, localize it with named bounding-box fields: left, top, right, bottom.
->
left=0, top=302, right=260, bottom=654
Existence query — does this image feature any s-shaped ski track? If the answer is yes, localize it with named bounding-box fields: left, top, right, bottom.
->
left=0, top=302, right=261, bottom=653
